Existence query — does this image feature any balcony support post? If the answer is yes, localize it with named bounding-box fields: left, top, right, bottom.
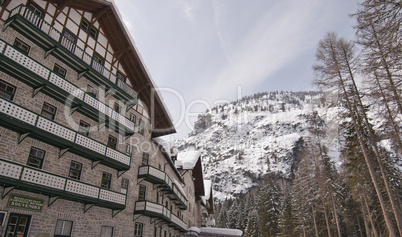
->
left=98, top=121, right=106, bottom=131
left=1, top=186, right=14, bottom=199
left=59, top=148, right=70, bottom=159
left=105, top=88, right=116, bottom=97
left=48, top=196, right=61, bottom=207
left=2, top=19, right=13, bottom=32
left=124, top=133, right=134, bottom=142
left=112, top=209, right=123, bottom=218
left=126, top=103, right=135, bottom=112
left=44, top=46, right=57, bottom=59
left=32, top=85, right=45, bottom=98
left=91, top=160, right=101, bottom=170
left=18, top=132, right=30, bottom=144
left=137, top=178, right=144, bottom=185
left=117, top=170, right=128, bottom=178
left=84, top=204, right=95, bottom=213
left=70, top=105, right=80, bottom=115
left=133, top=214, right=142, bottom=222
left=77, top=70, right=89, bottom=80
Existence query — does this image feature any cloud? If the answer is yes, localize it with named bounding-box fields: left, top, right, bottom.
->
left=212, top=0, right=233, bottom=62
left=176, top=0, right=198, bottom=21
left=201, top=0, right=330, bottom=101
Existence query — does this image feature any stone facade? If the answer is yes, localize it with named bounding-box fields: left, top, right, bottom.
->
left=0, top=1, right=208, bottom=236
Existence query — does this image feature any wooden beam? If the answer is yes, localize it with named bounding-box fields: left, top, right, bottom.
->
left=51, top=0, right=72, bottom=26
left=0, top=0, right=12, bottom=18
left=136, top=82, right=150, bottom=94
left=91, top=6, right=109, bottom=24
left=111, top=47, right=131, bottom=66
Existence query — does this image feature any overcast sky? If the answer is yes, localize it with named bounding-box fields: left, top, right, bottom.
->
left=114, top=0, right=358, bottom=139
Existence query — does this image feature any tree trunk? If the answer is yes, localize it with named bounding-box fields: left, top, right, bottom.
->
left=312, top=205, right=319, bottom=237
left=341, top=45, right=402, bottom=236
left=363, top=193, right=379, bottom=237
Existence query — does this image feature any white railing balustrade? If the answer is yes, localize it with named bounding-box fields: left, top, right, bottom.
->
left=111, top=111, right=135, bottom=131
left=171, top=214, right=187, bottom=229
left=0, top=40, right=6, bottom=53
left=8, top=4, right=138, bottom=101
left=49, top=73, right=85, bottom=100
left=106, top=148, right=130, bottom=166
left=0, top=160, right=23, bottom=179
left=84, top=94, right=112, bottom=117
left=60, top=36, right=75, bottom=53
left=21, top=168, right=66, bottom=190
left=99, top=189, right=126, bottom=205
left=0, top=159, right=126, bottom=207
left=75, top=133, right=107, bottom=155
left=36, top=117, right=76, bottom=142
left=0, top=98, right=38, bottom=125
left=4, top=46, right=50, bottom=79
left=65, top=180, right=99, bottom=198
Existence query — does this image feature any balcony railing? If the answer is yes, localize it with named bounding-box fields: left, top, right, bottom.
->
left=5, top=4, right=138, bottom=102
left=0, top=97, right=131, bottom=171
left=138, top=166, right=187, bottom=209
left=0, top=39, right=135, bottom=135
left=0, top=158, right=126, bottom=210
left=134, top=201, right=187, bottom=232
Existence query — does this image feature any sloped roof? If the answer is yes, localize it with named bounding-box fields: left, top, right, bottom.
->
left=176, top=150, right=205, bottom=196
left=176, top=151, right=201, bottom=170
left=46, top=0, right=176, bottom=137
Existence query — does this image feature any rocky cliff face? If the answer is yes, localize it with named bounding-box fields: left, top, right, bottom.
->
left=175, top=91, right=340, bottom=200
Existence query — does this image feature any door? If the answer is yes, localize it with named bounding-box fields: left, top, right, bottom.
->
left=5, top=213, right=31, bottom=237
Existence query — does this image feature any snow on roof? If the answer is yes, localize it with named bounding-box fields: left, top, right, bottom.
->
left=200, top=227, right=243, bottom=236
left=187, top=227, right=201, bottom=234
left=203, top=180, right=212, bottom=200
left=201, top=180, right=212, bottom=205
left=172, top=178, right=188, bottom=200
left=176, top=150, right=201, bottom=169
left=153, top=137, right=171, bottom=156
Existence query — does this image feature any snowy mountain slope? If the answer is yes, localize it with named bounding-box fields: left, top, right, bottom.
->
left=175, top=91, right=342, bottom=200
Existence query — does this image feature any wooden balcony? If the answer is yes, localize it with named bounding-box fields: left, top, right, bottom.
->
left=138, top=166, right=187, bottom=209
left=0, top=159, right=126, bottom=211
left=0, top=97, right=131, bottom=172
left=4, top=4, right=138, bottom=106
left=134, top=201, right=187, bottom=232
left=0, top=39, right=135, bottom=136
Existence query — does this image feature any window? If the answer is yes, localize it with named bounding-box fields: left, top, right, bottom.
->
left=116, top=72, right=126, bottom=83
left=27, top=147, right=45, bottom=169
left=28, top=1, right=43, bottom=18
left=54, top=219, right=73, bottom=237
left=13, top=38, right=30, bottom=55
left=41, top=102, right=57, bottom=120
left=53, top=64, right=67, bottom=78
left=92, top=53, right=104, bottom=66
left=0, top=81, right=16, bottom=100
left=100, top=226, right=113, bottom=237
left=78, top=120, right=90, bottom=136
left=80, top=18, right=90, bottom=32
left=142, top=153, right=149, bottom=166
left=101, top=172, right=112, bottom=189
left=121, top=178, right=129, bottom=194
left=68, top=161, right=82, bottom=180
left=113, top=103, right=120, bottom=113
left=138, top=119, right=145, bottom=135
left=134, top=223, right=143, bottom=237
left=86, top=85, right=97, bottom=98
left=107, top=135, right=117, bottom=149
left=89, top=26, right=98, bottom=39
left=126, top=144, right=133, bottom=155
left=129, top=113, right=137, bottom=123
left=138, top=185, right=146, bottom=201
left=62, top=29, right=76, bottom=44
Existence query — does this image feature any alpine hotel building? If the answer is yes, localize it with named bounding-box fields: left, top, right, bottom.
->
left=0, top=0, right=220, bottom=236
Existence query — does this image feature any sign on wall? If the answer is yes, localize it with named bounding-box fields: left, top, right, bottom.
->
left=7, top=194, right=44, bottom=212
